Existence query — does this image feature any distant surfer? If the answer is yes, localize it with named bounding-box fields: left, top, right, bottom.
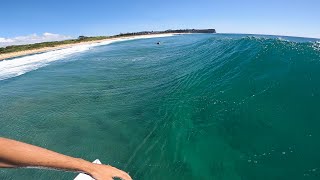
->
left=156, top=41, right=161, bottom=45
left=0, top=137, right=132, bottom=180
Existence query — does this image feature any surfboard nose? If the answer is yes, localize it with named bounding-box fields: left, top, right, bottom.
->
left=74, top=159, right=101, bottom=180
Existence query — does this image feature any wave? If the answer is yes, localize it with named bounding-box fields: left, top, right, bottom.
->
left=150, top=35, right=320, bottom=179
left=1, top=33, right=320, bottom=179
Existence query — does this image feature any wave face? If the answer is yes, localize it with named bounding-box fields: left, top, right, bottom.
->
left=0, top=34, right=320, bottom=180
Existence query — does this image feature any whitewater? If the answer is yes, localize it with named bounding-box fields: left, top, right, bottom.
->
left=0, top=34, right=174, bottom=81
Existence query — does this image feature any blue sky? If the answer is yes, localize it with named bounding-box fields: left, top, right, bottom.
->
left=0, top=0, right=319, bottom=40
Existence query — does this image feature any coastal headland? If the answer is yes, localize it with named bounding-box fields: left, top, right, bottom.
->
left=0, top=29, right=216, bottom=61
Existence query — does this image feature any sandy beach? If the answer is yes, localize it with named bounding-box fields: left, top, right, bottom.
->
left=0, top=33, right=175, bottom=61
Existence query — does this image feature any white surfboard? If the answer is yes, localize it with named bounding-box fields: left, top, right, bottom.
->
left=74, top=159, right=101, bottom=180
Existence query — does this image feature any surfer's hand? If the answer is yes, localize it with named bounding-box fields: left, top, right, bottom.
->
left=0, top=137, right=131, bottom=180
left=88, top=164, right=132, bottom=180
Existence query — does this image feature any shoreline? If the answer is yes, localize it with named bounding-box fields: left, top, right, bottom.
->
left=0, top=33, right=177, bottom=61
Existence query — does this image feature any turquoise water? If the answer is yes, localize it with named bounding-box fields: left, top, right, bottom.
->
left=1, top=34, right=320, bottom=180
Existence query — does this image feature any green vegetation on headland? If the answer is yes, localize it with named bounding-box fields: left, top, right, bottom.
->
left=0, top=29, right=216, bottom=54
left=0, top=36, right=108, bottom=54
left=113, top=29, right=216, bottom=37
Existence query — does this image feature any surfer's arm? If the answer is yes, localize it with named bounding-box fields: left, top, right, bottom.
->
left=0, top=137, right=132, bottom=180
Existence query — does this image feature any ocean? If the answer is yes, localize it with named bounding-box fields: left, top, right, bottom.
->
left=0, top=34, right=320, bottom=180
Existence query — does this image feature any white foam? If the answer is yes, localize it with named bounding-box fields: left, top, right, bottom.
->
left=312, top=41, right=320, bottom=51
left=0, top=44, right=94, bottom=81
left=0, top=34, right=174, bottom=81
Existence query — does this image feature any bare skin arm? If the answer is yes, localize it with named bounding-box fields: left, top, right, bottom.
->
left=0, top=137, right=132, bottom=180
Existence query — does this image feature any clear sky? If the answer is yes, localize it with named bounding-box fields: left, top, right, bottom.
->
left=0, top=0, right=319, bottom=40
